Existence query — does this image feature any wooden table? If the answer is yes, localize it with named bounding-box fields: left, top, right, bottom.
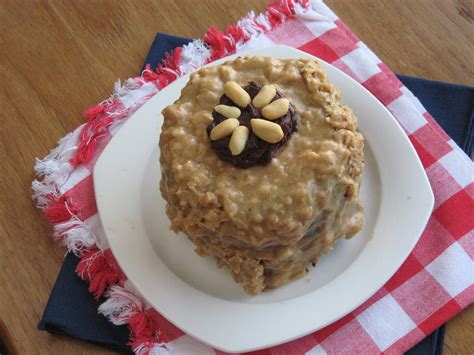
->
left=0, top=1, right=472, bottom=353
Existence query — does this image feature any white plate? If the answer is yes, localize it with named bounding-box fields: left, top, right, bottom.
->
left=94, top=45, right=434, bottom=353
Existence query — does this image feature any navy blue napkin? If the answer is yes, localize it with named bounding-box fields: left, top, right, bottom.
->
left=38, top=33, right=473, bottom=354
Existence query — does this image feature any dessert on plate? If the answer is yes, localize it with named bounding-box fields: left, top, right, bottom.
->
left=159, top=56, right=364, bottom=294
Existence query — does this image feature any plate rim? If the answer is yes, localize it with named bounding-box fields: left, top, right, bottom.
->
left=94, top=45, right=434, bottom=352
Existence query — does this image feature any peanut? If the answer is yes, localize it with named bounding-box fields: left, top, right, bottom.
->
left=229, top=125, right=249, bottom=155
left=214, top=104, right=241, bottom=118
left=261, top=98, right=290, bottom=120
left=224, top=81, right=251, bottom=107
left=210, top=118, right=239, bottom=140
left=252, top=85, right=276, bottom=108
left=250, top=118, right=284, bottom=143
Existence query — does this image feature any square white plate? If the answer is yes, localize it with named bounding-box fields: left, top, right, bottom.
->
left=94, top=45, right=433, bottom=353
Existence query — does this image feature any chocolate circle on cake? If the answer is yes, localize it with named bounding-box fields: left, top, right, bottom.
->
left=206, top=82, right=298, bottom=168
left=159, top=56, right=365, bottom=294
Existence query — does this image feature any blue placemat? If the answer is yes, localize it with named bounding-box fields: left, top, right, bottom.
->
left=38, top=33, right=473, bottom=354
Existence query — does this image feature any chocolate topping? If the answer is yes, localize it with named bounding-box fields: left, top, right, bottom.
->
left=206, top=82, right=298, bottom=168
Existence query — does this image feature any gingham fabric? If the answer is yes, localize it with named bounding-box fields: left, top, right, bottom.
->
left=33, top=0, right=473, bottom=354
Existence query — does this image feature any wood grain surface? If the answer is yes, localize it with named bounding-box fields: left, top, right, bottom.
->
left=0, top=0, right=472, bottom=354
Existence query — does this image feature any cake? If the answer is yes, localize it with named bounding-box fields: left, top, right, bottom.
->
left=159, top=56, right=364, bottom=294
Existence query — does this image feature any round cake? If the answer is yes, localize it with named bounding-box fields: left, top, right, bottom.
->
left=159, top=56, right=364, bottom=294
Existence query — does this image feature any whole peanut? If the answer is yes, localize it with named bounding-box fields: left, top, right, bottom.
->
left=229, top=126, right=249, bottom=155
left=214, top=104, right=241, bottom=118
left=261, top=98, right=290, bottom=120
left=224, top=81, right=251, bottom=107
left=210, top=118, right=239, bottom=140
left=252, top=85, right=276, bottom=108
left=250, top=119, right=284, bottom=143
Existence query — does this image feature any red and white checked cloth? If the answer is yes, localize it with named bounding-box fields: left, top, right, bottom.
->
left=33, top=1, right=473, bottom=354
